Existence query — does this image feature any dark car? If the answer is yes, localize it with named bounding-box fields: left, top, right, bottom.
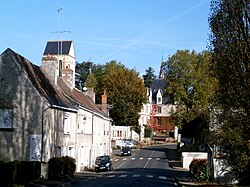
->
left=120, top=146, right=131, bottom=156
left=95, top=155, right=113, bottom=172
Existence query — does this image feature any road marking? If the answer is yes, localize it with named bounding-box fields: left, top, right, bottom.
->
left=107, top=175, right=115, bottom=178
left=140, top=157, right=143, bottom=160
left=114, top=159, right=119, bottom=162
left=132, top=174, right=140, bottom=177
left=159, top=176, right=166, bottom=180
left=131, top=158, right=135, bottom=160
left=119, top=174, right=127, bottom=178
left=146, top=175, right=153, bottom=178
left=148, top=157, right=152, bottom=160
left=123, top=158, right=127, bottom=160
left=156, top=158, right=160, bottom=160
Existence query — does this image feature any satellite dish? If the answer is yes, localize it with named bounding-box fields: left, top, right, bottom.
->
left=82, top=86, right=88, bottom=92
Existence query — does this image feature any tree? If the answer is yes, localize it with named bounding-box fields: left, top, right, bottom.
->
left=166, top=50, right=217, bottom=125
left=102, top=61, right=147, bottom=129
left=85, top=72, right=97, bottom=89
left=165, top=50, right=217, bottom=145
left=142, top=67, right=156, bottom=87
left=75, top=61, right=94, bottom=82
left=209, top=0, right=250, bottom=183
left=77, top=60, right=147, bottom=132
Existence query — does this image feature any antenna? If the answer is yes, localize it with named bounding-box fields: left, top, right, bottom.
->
left=52, top=8, right=71, bottom=60
left=55, top=7, right=63, bottom=60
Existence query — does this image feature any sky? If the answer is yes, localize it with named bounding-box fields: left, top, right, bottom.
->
left=0, top=0, right=211, bottom=77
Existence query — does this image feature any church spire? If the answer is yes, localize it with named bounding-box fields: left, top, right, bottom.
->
left=159, top=51, right=165, bottom=79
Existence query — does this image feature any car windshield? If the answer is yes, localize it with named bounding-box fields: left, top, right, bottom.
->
left=96, top=156, right=109, bottom=161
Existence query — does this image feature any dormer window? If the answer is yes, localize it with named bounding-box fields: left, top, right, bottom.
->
left=157, top=97, right=162, bottom=104
left=156, top=89, right=162, bottom=104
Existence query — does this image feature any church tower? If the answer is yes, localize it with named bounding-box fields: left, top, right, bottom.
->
left=41, top=40, right=76, bottom=89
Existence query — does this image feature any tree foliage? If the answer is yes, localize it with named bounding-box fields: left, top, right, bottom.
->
left=166, top=50, right=217, bottom=127
left=142, top=67, right=156, bottom=87
left=102, top=61, right=147, bottom=127
left=209, top=0, right=250, bottom=183
left=75, top=60, right=147, bottom=130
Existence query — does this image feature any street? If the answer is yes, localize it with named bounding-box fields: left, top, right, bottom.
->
left=71, top=143, right=189, bottom=187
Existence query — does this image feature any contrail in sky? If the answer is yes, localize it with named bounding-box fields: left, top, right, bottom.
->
left=96, top=0, right=208, bottom=62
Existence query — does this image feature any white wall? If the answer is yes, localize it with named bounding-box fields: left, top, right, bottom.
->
left=181, top=152, right=208, bottom=170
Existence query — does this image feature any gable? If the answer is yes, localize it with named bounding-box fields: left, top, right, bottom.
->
left=0, top=48, right=77, bottom=111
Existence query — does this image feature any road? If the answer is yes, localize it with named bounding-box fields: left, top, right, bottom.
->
left=71, top=143, right=189, bottom=187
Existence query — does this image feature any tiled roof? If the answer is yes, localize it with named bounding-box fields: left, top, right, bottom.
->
left=43, top=41, right=72, bottom=55
left=57, top=78, right=108, bottom=117
left=151, top=78, right=173, bottom=104
left=1, top=48, right=78, bottom=111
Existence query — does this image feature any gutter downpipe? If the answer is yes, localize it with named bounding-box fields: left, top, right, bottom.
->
left=41, top=105, right=51, bottom=179
left=91, top=111, right=94, bottom=168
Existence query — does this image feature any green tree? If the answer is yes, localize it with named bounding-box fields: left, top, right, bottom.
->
left=166, top=50, right=216, bottom=125
left=142, top=67, right=156, bottom=87
left=166, top=50, right=217, bottom=144
left=209, top=0, right=250, bottom=183
left=75, top=61, right=94, bottom=82
left=103, top=61, right=147, bottom=129
left=85, top=72, right=97, bottom=89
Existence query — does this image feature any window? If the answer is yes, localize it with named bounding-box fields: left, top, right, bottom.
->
left=157, top=97, right=162, bottom=104
left=64, top=113, right=71, bottom=134
left=157, top=107, right=162, bottom=114
left=78, top=115, right=86, bottom=133
left=0, top=108, right=13, bottom=129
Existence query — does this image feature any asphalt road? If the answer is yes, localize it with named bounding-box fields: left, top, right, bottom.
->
left=71, top=143, right=189, bottom=187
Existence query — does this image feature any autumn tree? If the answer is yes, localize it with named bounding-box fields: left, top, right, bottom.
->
left=166, top=50, right=217, bottom=144
left=209, top=0, right=250, bottom=183
left=142, top=67, right=156, bottom=87
left=103, top=61, right=147, bottom=130
left=76, top=60, right=147, bottom=132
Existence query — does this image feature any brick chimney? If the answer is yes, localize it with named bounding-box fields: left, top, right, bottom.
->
left=101, top=90, right=107, bottom=114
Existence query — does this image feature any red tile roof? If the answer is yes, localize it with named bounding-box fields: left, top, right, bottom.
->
left=57, top=78, right=108, bottom=116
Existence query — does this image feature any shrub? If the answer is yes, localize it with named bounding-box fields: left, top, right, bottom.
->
left=189, top=159, right=209, bottom=181
left=48, top=157, right=63, bottom=179
left=48, top=156, right=76, bottom=179
left=0, top=160, right=41, bottom=185
left=61, top=156, right=76, bottom=177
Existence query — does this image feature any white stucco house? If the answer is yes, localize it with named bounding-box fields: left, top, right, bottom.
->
left=138, top=66, right=178, bottom=142
left=0, top=40, right=112, bottom=178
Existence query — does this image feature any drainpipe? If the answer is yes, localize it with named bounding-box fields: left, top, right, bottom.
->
left=41, top=105, right=51, bottom=163
left=91, top=111, right=94, bottom=168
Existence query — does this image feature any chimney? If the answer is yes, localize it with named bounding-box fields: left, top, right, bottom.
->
left=86, top=88, right=95, bottom=103
left=61, top=67, right=74, bottom=89
left=101, top=90, right=107, bottom=114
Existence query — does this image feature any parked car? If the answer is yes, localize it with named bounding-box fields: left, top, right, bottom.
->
left=95, top=155, right=113, bottom=172
left=120, top=146, right=132, bottom=156
left=124, top=140, right=137, bottom=148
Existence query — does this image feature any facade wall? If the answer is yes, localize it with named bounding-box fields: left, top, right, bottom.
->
left=138, top=103, right=152, bottom=140
left=91, top=114, right=112, bottom=167
left=0, top=52, right=77, bottom=178
left=75, top=108, right=93, bottom=172
left=0, top=56, right=45, bottom=161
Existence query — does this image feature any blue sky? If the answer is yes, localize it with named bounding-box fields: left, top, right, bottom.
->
left=0, top=0, right=211, bottom=76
